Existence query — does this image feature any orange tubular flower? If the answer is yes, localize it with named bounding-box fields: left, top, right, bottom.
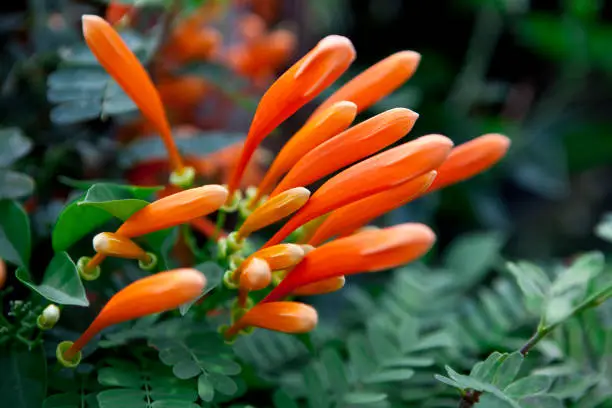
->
left=237, top=187, right=310, bottom=240
left=225, top=301, right=318, bottom=338
left=264, top=223, right=435, bottom=302
left=253, top=101, right=358, bottom=202
left=227, top=35, right=356, bottom=196
left=311, top=51, right=421, bottom=117
left=60, top=269, right=206, bottom=364
left=292, top=276, right=346, bottom=296
left=427, top=133, right=511, bottom=192
left=262, top=135, right=453, bottom=248
left=308, top=171, right=437, bottom=246
left=271, top=108, right=419, bottom=196
left=82, top=15, right=185, bottom=175
left=116, top=185, right=228, bottom=238
left=93, top=232, right=148, bottom=259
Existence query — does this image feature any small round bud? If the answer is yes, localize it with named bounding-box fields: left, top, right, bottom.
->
left=37, top=304, right=60, bottom=330
left=226, top=232, right=243, bottom=252
left=77, top=256, right=101, bottom=281
left=169, top=166, right=196, bottom=188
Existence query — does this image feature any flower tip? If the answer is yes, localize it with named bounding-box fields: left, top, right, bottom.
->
left=394, top=50, right=422, bottom=66
left=483, top=133, right=511, bottom=152
left=92, top=232, right=111, bottom=253
left=240, top=258, right=272, bottom=291
left=179, top=268, right=208, bottom=294
left=294, top=35, right=355, bottom=80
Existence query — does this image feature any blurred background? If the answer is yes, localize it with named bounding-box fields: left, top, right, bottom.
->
left=1, top=0, right=612, bottom=262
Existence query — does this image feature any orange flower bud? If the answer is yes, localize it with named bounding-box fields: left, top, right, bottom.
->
left=263, top=135, right=453, bottom=248
left=227, top=35, right=356, bottom=195
left=254, top=101, right=357, bottom=201
left=271, top=108, right=419, bottom=196
left=308, top=171, right=437, bottom=246
left=238, top=187, right=310, bottom=239
left=93, top=232, right=149, bottom=261
left=264, top=223, right=435, bottom=302
left=239, top=257, right=272, bottom=292
left=292, top=276, right=345, bottom=296
left=116, top=185, right=228, bottom=237
left=249, top=244, right=305, bottom=271
left=226, top=301, right=318, bottom=337
left=81, top=15, right=184, bottom=173
left=311, top=51, right=421, bottom=117
left=105, top=2, right=133, bottom=25
left=427, top=134, right=511, bottom=192
left=63, top=269, right=206, bottom=360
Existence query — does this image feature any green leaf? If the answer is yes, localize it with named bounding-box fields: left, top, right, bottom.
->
left=0, top=346, right=47, bottom=408
left=504, top=375, right=552, bottom=398
left=179, top=262, right=223, bottom=315
left=0, top=170, right=34, bottom=199
left=173, top=360, right=201, bottom=380
left=433, top=374, right=462, bottom=390
left=302, top=365, right=330, bottom=408
left=16, top=252, right=89, bottom=306
left=97, top=389, right=145, bottom=408
left=0, top=200, right=30, bottom=268
left=471, top=352, right=505, bottom=383
left=197, top=374, right=214, bottom=402
left=443, top=231, right=504, bottom=284
left=43, top=393, right=80, bottom=408
left=52, top=183, right=159, bottom=251
left=519, top=395, right=564, bottom=408
left=52, top=193, right=112, bottom=251
left=491, top=352, right=524, bottom=389
left=506, top=261, right=550, bottom=314
left=0, top=127, right=33, bottom=167
left=343, top=392, right=387, bottom=405
left=595, top=213, right=612, bottom=243
left=78, top=184, right=152, bottom=220
left=98, top=367, right=141, bottom=388
left=550, top=252, right=604, bottom=296
left=321, top=348, right=348, bottom=394
left=273, top=390, right=299, bottom=408
left=208, top=372, right=237, bottom=396
left=364, top=369, right=414, bottom=383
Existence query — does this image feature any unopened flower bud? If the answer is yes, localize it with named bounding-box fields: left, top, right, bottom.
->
left=37, top=304, right=60, bottom=330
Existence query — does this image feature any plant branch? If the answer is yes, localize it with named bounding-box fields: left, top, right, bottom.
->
left=458, top=285, right=612, bottom=407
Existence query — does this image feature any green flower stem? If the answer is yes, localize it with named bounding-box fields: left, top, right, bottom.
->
left=214, top=210, right=227, bottom=241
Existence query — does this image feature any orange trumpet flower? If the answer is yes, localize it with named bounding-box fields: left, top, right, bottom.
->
left=85, top=185, right=228, bottom=271
left=292, top=276, right=346, bottom=296
left=311, top=51, right=421, bottom=117
left=238, top=187, right=310, bottom=240
left=271, top=108, right=419, bottom=196
left=308, top=171, right=437, bottom=246
left=253, top=101, right=357, bottom=202
left=224, top=301, right=317, bottom=339
left=227, top=35, right=356, bottom=196
left=262, top=135, right=453, bottom=248
left=82, top=15, right=185, bottom=175
left=116, top=185, right=228, bottom=237
left=92, top=232, right=156, bottom=268
left=427, top=134, right=511, bottom=192
left=59, top=269, right=206, bottom=364
left=264, top=223, right=435, bottom=302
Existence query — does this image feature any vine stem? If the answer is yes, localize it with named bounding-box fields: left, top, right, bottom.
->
left=458, top=286, right=612, bottom=407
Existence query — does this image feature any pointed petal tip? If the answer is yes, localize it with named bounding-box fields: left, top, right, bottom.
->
left=482, top=133, right=511, bottom=151
left=394, top=50, right=422, bottom=63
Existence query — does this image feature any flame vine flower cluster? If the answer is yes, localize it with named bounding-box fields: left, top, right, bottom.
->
left=55, top=14, right=510, bottom=367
